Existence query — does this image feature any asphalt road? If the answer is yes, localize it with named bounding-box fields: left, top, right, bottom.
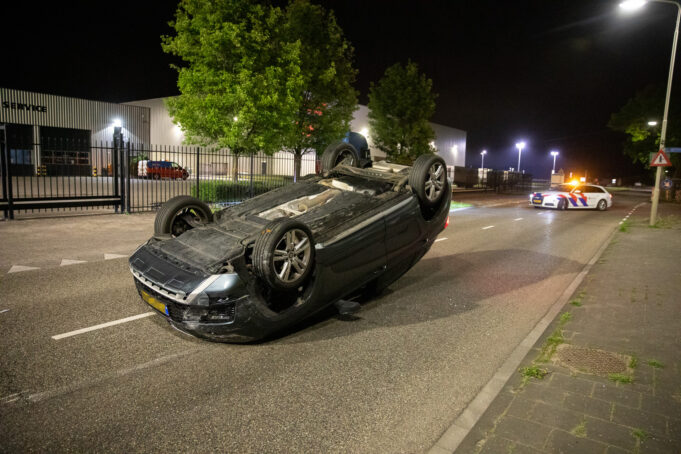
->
left=0, top=192, right=648, bottom=453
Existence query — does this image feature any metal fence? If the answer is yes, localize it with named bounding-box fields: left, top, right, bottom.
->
left=1, top=133, right=315, bottom=218
left=453, top=166, right=533, bottom=193
left=2, top=131, right=536, bottom=219
left=124, top=143, right=307, bottom=212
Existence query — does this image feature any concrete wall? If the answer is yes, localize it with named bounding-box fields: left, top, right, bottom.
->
left=126, top=98, right=466, bottom=168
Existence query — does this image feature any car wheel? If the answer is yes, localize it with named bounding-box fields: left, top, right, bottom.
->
left=558, top=199, right=566, bottom=210
left=153, top=173, right=161, bottom=180
left=154, top=195, right=213, bottom=238
left=253, top=219, right=315, bottom=291
left=409, top=154, right=447, bottom=208
left=597, top=199, right=607, bottom=211
left=321, top=141, right=360, bottom=173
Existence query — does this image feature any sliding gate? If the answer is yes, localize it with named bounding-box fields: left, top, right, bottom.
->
left=0, top=125, right=125, bottom=219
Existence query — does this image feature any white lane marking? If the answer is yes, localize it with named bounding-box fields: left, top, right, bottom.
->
left=27, top=349, right=199, bottom=403
left=0, top=309, right=9, bottom=314
left=8, top=265, right=40, bottom=274
left=482, top=225, right=495, bottom=230
left=60, top=259, right=87, bottom=266
left=104, top=253, right=128, bottom=260
left=514, top=218, right=523, bottom=221
left=435, top=238, right=448, bottom=243
left=52, top=313, right=155, bottom=340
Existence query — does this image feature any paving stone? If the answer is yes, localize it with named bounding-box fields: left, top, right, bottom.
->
left=592, top=384, right=641, bottom=409
left=638, top=434, right=681, bottom=454
left=527, top=401, right=583, bottom=431
left=562, top=392, right=613, bottom=421
left=477, top=436, right=515, bottom=454
left=545, top=429, right=608, bottom=454
left=508, top=440, right=547, bottom=454
left=612, top=405, right=668, bottom=438
left=494, top=416, right=552, bottom=451
left=583, top=416, right=638, bottom=451
left=506, top=395, right=537, bottom=420
left=604, top=445, right=632, bottom=454
left=522, top=382, right=565, bottom=405
left=640, top=393, right=681, bottom=418
left=549, top=372, right=597, bottom=397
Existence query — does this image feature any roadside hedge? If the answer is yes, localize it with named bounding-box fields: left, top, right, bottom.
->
left=191, top=177, right=293, bottom=203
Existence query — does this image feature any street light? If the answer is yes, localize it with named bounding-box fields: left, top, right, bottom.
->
left=550, top=150, right=559, bottom=174
left=515, top=141, right=525, bottom=173
left=648, top=120, right=658, bottom=126
left=481, top=149, right=487, bottom=168
left=620, top=0, right=680, bottom=225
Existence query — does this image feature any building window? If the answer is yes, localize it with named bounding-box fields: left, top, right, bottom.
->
left=40, top=127, right=91, bottom=175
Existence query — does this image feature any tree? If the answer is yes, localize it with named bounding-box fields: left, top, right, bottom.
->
left=162, top=0, right=304, bottom=181
left=608, top=85, right=680, bottom=176
left=279, top=0, right=358, bottom=181
left=368, top=61, right=437, bottom=164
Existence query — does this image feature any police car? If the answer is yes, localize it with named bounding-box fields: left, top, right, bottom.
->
left=530, top=183, right=613, bottom=211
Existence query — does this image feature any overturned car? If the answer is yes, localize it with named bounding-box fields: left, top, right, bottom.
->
left=129, top=142, right=451, bottom=342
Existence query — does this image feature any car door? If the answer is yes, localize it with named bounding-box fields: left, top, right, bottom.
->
left=570, top=186, right=589, bottom=208
left=584, top=185, right=606, bottom=208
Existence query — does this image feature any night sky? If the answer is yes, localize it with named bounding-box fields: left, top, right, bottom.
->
left=2, top=0, right=679, bottom=180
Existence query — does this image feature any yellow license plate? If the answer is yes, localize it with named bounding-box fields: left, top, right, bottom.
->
left=140, top=290, right=167, bottom=315
left=532, top=198, right=542, bottom=204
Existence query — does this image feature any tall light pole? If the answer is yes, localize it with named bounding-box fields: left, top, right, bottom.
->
left=620, top=0, right=680, bottom=225
left=515, top=141, right=525, bottom=173
left=551, top=150, right=559, bottom=174
left=481, top=149, right=487, bottom=168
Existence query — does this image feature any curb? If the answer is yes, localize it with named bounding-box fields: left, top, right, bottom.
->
left=427, top=203, right=645, bottom=454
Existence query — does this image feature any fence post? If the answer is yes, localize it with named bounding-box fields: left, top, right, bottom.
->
left=195, top=147, right=200, bottom=198
left=249, top=153, right=254, bottom=198
left=125, top=142, right=131, bottom=214
left=0, top=125, right=14, bottom=220
left=112, top=138, right=119, bottom=213
left=119, top=142, right=126, bottom=214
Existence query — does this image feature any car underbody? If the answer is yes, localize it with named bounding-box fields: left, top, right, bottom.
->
left=130, top=153, right=450, bottom=342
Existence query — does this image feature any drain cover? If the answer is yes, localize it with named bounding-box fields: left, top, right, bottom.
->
left=555, top=345, right=629, bottom=376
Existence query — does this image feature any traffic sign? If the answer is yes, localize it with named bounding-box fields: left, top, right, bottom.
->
left=650, top=149, right=672, bottom=167
left=662, top=178, right=673, bottom=190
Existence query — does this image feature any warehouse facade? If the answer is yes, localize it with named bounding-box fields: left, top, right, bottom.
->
left=1, top=88, right=466, bottom=177
left=0, top=88, right=149, bottom=176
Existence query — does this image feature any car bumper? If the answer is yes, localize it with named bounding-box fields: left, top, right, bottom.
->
left=132, top=274, right=275, bottom=343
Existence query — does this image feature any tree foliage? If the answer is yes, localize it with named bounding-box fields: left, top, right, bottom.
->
left=279, top=0, right=358, bottom=179
left=368, top=61, right=437, bottom=164
left=608, top=85, right=680, bottom=175
left=162, top=0, right=304, bottom=162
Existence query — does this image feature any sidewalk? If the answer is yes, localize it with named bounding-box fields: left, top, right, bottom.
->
left=447, top=203, right=681, bottom=453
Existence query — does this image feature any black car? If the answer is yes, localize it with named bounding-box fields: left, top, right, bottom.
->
left=129, top=142, right=451, bottom=342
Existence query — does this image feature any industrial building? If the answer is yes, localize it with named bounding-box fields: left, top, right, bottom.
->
left=1, top=88, right=466, bottom=177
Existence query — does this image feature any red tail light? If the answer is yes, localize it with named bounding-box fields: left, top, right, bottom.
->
left=444, top=216, right=450, bottom=229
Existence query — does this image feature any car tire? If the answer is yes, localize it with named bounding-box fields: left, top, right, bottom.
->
left=409, top=154, right=447, bottom=209
left=253, top=218, right=315, bottom=291
left=154, top=195, right=213, bottom=238
left=558, top=199, right=567, bottom=210
left=597, top=199, right=607, bottom=211
left=321, top=141, right=360, bottom=173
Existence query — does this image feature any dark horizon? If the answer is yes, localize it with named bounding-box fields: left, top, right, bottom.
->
left=2, top=0, right=678, bottom=182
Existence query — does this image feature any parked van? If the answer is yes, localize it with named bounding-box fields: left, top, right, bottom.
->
left=138, top=160, right=189, bottom=180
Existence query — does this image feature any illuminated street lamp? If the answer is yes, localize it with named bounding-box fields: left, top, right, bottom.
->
left=481, top=149, right=487, bottom=168
left=515, top=141, right=525, bottom=173
left=550, top=150, right=559, bottom=174
left=620, top=0, right=680, bottom=225
left=647, top=120, right=658, bottom=126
